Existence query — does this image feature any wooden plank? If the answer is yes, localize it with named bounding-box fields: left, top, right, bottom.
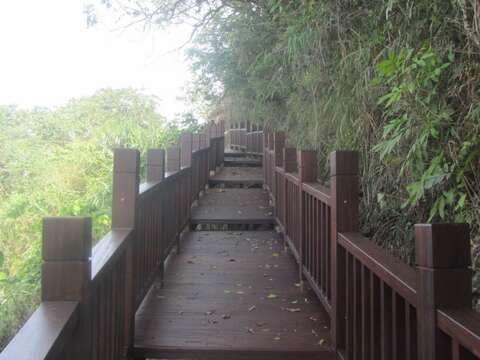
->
left=209, top=167, right=263, bottom=187
left=134, top=231, right=334, bottom=359
left=191, top=189, right=274, bottom=225
left=0, top=302, right=79, bottom=360
left=437, top=308, right=480, bottom=358
left=224, top=157, right=262, bottom=167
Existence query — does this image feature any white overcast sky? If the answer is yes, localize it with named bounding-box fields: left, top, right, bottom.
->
left=0, top=0, right=193, bottom=119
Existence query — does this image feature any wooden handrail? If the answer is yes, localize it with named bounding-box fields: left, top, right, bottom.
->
left=91, top=229, right=132, bottom=279
left=0, top=302, right=79, bottom=360
left=1, top=122, right=225, bottom=359
left=264, top=130, right=480, bottom=359
left=338, top=232, right=417, bottom=306
left=437, top=308, right=480, bottom=358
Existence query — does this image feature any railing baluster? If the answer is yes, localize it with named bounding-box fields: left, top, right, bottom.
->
left=362, top=266, right=371, bottom=359
left=370, top=272, right=381, bottom=360
left=381, top=282, right=393, bottom=359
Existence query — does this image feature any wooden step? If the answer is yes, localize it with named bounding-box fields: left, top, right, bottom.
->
left=209, top=167, right=263, bottom=188
left=191, top=188, right=274, bottom=226
left=224, top=157, right=262, bottom=167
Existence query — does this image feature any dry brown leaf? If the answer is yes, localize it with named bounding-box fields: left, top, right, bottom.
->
left=285, top=308, right=301, bottom=313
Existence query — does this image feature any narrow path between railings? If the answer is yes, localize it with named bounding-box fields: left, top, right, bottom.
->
left=132, top=154, right=336, bottom=360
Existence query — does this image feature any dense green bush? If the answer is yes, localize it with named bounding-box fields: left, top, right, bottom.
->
left=182, top=0, right=479, bottom=288
left=0, top=88, right=180, bottom=348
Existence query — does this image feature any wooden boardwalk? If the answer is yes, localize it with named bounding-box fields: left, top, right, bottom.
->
left=224, top=157, right=262, bottom=167
left=209, top=166, right=263, bottom=187
left=133, top=162, right=335, bottom=359
left=191, top=188, right=274, bottom=226
left=133, top=231, right=334, bottom=359
left=5, top=128, right=480, bottom=360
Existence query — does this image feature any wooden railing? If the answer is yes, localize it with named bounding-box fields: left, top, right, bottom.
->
left=264, top=130, right=480, bottom=360
left=0, top=123, right=225, bottom=360
left=226, top=122, right=263, bottom=154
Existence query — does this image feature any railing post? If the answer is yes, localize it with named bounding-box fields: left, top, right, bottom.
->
left=166, top=146, right=181, bottom=174
left=268, top=132, right=274, bottom=151
left=42, top=217, right=92, bottom=359
left=147, top=149, right=165, bottom=182
left=298, top=150, right=317, bottom=286
left=330, top=151, right=359, bottom=352
left=274, top=132, right=285, bottom=167
left=180, top=132, right=193, bottom=168
left=210, top=125, right=217, bottom=171
left=112, top=149, right=139, bottom=358
left=205, top=127, right=211, bottom=149
left=283, top=147, right=297, bottom=173
left=263, top=130, right=269, bottom=181
left=199, top=133, right=206, bottom=149
left=272, top=132, right=285, bottom=202
left=112, top=149, right=140, bottom=229
left=415, top=223, right=471, bottom=360
left=282, top=147, right=297, bottom=251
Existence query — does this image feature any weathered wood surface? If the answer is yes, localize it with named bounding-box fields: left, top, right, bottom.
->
left=224, top=157, right=262, bottom=167
left=133, top=231, right=335, bottom=359
left=209, top=167, right=263, bottom=187
left=0, top=302, right=79, bottom=360
left=191, top=189, right=274, bottom=225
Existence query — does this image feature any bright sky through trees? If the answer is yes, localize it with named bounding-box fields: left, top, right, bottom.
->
left=0, top=0, right=192, bottom=119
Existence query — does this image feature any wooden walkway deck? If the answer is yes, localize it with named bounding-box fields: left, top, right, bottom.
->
left=133, top=231, right=334, bottom=359
left=191, top=188, right=274, bottom=226
left=133, top=162, right=335, bottom=360
left=209, top=166, right=263, bottom=187
left=224, top=157, right=262, bottom=167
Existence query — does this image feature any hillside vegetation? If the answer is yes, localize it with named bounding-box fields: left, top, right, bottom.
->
left=99, top=0, right=480, bottom=294
left=0, top=89, right=180, bottom=348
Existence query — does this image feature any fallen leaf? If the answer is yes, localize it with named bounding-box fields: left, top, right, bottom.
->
left=246, top=328, right=255, bottom=334
left=224, top=290, right=231, bottom=294
left=267, top=294, right=278, bottom=299
left=318, top=339, right=326, bottom=346
left=272, top=253, right=279, bottom=257
left=273, top=336, right=281, bottom=341
left=248, top=305, right=256, bottom=312
left=285, top=308, right=301, bottom=313
left=236, top=290, right=245, bottom=295
left=222, top=314, right=231, bottom=319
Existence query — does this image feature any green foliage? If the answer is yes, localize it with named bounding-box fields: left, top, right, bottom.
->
left=185, top=0, right=480, bottom=280
left=0, top=88, right=179, bottom=349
